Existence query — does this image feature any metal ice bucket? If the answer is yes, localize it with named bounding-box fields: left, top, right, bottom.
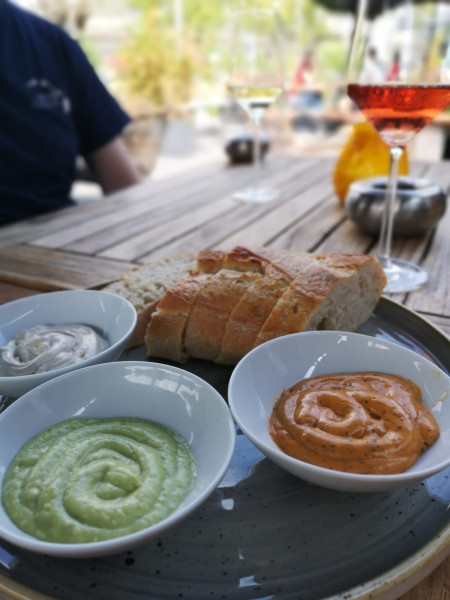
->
left=345, top=176, right=446, bottom=237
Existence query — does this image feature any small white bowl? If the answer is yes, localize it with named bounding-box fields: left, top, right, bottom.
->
left=0, top=361, right=235, bottom=558
left=228, top=331, right=450, bottom=493
left=0, top=290, right=137, bottom=398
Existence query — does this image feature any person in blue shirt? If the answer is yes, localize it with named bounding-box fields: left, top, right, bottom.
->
left=0, top=0, right=141, bottom=226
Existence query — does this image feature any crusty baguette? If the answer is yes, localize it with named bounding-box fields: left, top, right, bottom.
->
left=255, top=253, right=386, bottom=347
left=144, top=271, right=210, bottom=362
left=214, top=247, right=316, bottom=364
left=216, top=267, right=288, bottom=364
left=144, top=247, right=386, bottom=366
left=145, top=247, right=268, bottom=362
left=145, top=252, right=262, bottom=362
left=103, top=252, right=196, bottom=347
left=183, top=269, right=262, bottom=361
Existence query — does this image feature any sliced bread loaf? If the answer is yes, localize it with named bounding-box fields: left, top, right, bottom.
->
left=144, top=247, right=386, bottom=365
left=144, top=252, right=263, bottom=363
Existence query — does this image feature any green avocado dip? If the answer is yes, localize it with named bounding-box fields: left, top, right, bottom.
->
left=2, top=417, right=196, bottom=544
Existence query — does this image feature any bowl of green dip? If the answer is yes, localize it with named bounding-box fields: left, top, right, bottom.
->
left=0, top=361, right=235, bottom=557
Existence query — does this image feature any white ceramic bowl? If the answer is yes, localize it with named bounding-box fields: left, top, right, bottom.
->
left=0, top=290, right=137, bottom=398
left=228, top=331, right=450, bottom=493
left=0, top=361, right=235, bottom=558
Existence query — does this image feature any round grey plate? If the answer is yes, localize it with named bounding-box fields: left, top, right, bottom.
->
left=0, top=297, right=449, bottom=600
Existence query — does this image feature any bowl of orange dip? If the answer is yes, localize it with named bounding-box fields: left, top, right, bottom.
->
left=228, top=331, right=450, bottom=492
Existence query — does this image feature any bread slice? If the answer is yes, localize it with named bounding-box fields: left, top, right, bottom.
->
left=216, top=266, right=288, bottom=364
left=183, top=269, right=261, bottom=361
left=144, top=247, right=266, bottom=363
left=103, top=252, right=196, bottom=347
left=255, top=253, right=386, bottom=347
left=144, top=271, right=210, bottom=362
left=216, top=248, right=316, bottom=364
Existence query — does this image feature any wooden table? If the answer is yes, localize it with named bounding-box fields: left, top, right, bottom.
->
left=0, top=152, right=448, bottom=600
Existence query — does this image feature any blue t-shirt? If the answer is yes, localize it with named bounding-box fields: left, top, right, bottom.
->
left=0, top=0, right=131, bottom=225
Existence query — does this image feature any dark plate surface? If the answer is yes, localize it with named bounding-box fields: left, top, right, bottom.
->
left=0, top=297, right=449, bottom=600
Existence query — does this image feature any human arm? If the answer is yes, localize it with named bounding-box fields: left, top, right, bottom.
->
left=86, top=136, right=142, bottom=195
left=57, top=31, right=142, bottom=194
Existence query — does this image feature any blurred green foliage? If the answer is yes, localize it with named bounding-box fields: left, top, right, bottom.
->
left=116, top=6, right=199, bottom=110
left=115, top=0, right=350, bottom=109
left=79, top=33, right=102, bottom=70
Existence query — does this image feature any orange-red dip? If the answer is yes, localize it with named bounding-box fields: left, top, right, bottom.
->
left=269, top=372, right=440, bottom=475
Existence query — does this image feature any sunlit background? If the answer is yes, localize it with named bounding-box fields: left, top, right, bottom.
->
left=14, top=0, right=450, bottom=195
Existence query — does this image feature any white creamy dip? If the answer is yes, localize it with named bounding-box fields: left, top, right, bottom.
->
left=0, top=324, right=108, bottom=376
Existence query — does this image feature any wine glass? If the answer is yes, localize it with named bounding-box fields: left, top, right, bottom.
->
left=228, top=8, right=284, bottom=203
left=347, top=0, right=450, bottom=293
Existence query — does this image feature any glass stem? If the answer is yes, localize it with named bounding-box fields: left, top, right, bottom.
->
left=252, top=118, right=263, bottom=189
left=378, top=146, right=403, bottom=265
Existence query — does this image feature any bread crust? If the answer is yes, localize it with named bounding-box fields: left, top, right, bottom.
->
left=144, top=271, right=208, bottom=363
left=255, top=262, right=340, bottom=345
left=127, top=301, right=158, bottom=349
left=184, top=269, right=262, bottom=361
left=216, top=268, right=288, bottom=364
left=103, top=252, right=196, bottom=348
left=215, top=248, right=317, bottom=363
left=255, top=253, right=386, bottom=346
left=197, top=249, right=226, bottom=273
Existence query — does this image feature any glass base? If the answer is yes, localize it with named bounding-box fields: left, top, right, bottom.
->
left=377, top=255, right=428, bottom=294
left=233, top=186, right=279, bottom=204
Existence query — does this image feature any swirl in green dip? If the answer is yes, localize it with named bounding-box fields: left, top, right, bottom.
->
left=2, top=417, right=196, bottom=543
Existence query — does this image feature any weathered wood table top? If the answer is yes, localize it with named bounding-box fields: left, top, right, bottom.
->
left=0, top=151, right=448, bottom=600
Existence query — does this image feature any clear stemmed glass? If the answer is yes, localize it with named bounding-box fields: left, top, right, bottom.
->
left=228, top=8, right=284, bottom=203
left=347, top=0, right=450, bottom=293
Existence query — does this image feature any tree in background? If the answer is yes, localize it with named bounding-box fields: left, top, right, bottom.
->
left=116, top=0, right=230, bottom=111
left=116, top=7, right=197, bottom=111
left=114, top=0, right=351, bottom=112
